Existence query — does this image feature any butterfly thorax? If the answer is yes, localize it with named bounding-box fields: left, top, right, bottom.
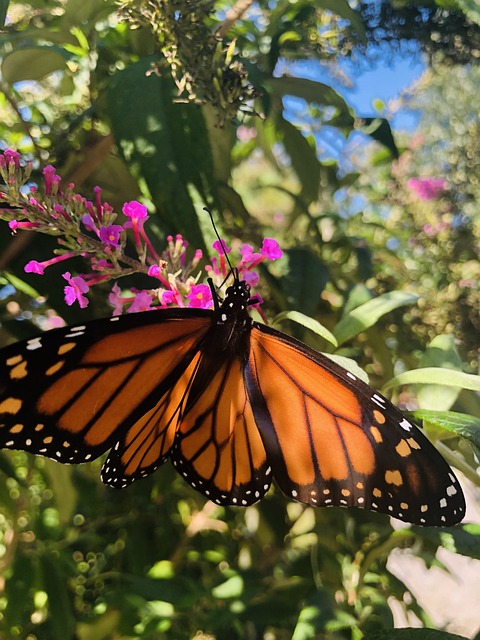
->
left=211, top=280, right=253, bottom=360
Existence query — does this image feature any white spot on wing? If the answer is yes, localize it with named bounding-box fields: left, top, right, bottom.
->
left=26, top=338, right=42, bottom=351
left=399, top=418, right=413, bottom=432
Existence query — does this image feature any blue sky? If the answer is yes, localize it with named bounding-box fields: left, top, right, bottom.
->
left=339, top=52, right=425, bottom=131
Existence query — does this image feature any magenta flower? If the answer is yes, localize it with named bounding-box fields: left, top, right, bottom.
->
left=408, top=178, right=447, bottom=201
left=160, top=290, right=176, bottom=306
left=9, top=220, right=40, bottom=231
left=261, top=238, right=282, bottom=260
left=43, top=165, right=61, bottom=196
left=240, top=243, right=261, bottom=264
left=128, top=291, right=154, bottom=313
left=63, top=272, right=90, bottom=308
left=99, top=225, right=124, bottom=248
left=212, top=238, right=231, bottom=255
left=1, top=149, right=21, bottom=169
left=82, top=214, right=98, bottom=233
left=186, top=283, right=213, bottom=309
left=243, top=270, right=260, bottom=287
left=108, top=283, right=125, bottom=316
left=123, top=200, right=149, bottom=224
left=24, top=260, right=45, bottom=275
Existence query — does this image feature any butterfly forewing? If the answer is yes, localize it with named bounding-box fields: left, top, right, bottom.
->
left=246, top=324, right=466, bottom=526
left=0, top=312, right=211, bottom=467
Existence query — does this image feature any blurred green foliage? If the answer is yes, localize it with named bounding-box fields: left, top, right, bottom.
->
left=0, top=1, right=479, bottom=639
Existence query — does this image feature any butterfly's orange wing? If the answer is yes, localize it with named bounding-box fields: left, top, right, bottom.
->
left=170, top=355, right=271, bottom=505
left=245, top=323, right=465, bottom=526
left=0, top=311, right=211, bottom=471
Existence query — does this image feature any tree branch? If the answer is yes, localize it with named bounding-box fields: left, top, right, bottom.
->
left=216, top=0, right=255, bottom=38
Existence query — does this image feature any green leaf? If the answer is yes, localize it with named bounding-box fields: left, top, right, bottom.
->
left=317, top=0, right=366, bottom=38
left=267, top=76, right=354, bottom=122
left=323, top=353, right=369, bottom=384
left=271, top=310, right=338, bottom=347
left=357, top=117, right=399, bottom=158
left=108, top=57, right=217, bottom=250
left=456, top=0, right=480, bottom=25
left=383, top=368, right=480, bottom=393
left=333, top=291, right=419, bottom=345
left=409, top=410, right=480, bottom=450
left=416, top=335, right=464, bottom=411
left=415, top=523, right=480, bottom=560
left=40, top=553, right=76, bottom=640
left=280, top=248, right=330, bottom=317
left=0, top=0, right=9, bottom=27
left=212, top=574, right=244, bottom=599
left=364, top=630, right=469, bottom=640
left=2, top=47, right=69, bottom=83
left=43, top=460, right=77, bottom=524
left=276, top=116, right=320, bottom=203
left=4, top=271, right=42, bottom=299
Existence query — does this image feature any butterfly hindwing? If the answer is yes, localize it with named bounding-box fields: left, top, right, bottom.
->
left=170, top=353, right=272, bottom=506
left=246, top=324, right=465, bottom=526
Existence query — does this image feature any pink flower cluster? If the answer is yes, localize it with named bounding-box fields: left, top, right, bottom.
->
left=408, top=177, right=447, bottom=201
left=0, top=150, right=283, bottom=315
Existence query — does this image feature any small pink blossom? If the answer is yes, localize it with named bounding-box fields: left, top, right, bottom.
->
left=408, top=178, right=447, bottom=201
left=24, top=260, right=45, bottom=275
left=109, top=283, right=125, bottom=316
left=212, top=239, right=231, bottom=255
left=160, top=290, right=176, bottom=306
left=123, top=200, right=148, bottom=223
left=99, top=225, right=124, bottom=248
left=43, top=165, right=61, bottom=196
left=128, top=291, right=154, bottom=313
left=186, top=283, right=213, bottom=309
left=82, top=214, right=98, bottom=233
left=2, top=149, right=21, bottom=169
left=240, top=244, right=261, bottom=263
left=63, top=272, right=89, bottom=308
left=242, top=270, right=260, bottom=287
left=261, top=238, right=282, bottom=260
left=148, top=264, right=161, bottom=278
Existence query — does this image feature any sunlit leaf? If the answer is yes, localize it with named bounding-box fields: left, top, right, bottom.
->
left=333, top=291, right=419, bottom=345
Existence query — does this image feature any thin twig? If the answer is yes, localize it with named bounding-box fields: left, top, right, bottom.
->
left=216, top=0, right=255, bottom=38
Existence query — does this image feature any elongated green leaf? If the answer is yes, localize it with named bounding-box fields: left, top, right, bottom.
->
left=364, top=630, right=469, bottom=640
left=272, top=310, right=337, bottom=347
left=409, top=409, right=480, bottom=449
left=383, top=368, right=480, bottom=393
left=416, top=335, right=463, bottom=410
left=267, top=76, right=354, bottom=122
left=457, top=0, right=480, bottom=25
left=357, top=117, right=399, bottom=159
left=40, top=554, right=76, bottom=640
left=4, top=271, right=41, bottom=299
left=2, top=47, right=69, bottom=83
left=0, top=0, right=9, bottom=26
left=333, top=291, right=419, bottom=345
left=324, top=353, right=369, bottom=384
left=108, top=57, right=217, bottom=250
left=276, top=116, right=320, bottom=203
left=280, top=248, right=330, bottom=316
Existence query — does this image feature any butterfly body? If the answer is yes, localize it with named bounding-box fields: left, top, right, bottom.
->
left=0, top=279, right=465, bottom=525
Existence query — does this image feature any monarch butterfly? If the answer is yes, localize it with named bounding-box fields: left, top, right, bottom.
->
left=0, top=272, right=465, bottom=526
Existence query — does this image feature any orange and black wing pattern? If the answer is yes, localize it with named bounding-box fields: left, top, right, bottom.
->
left=0, top=310, right=211, bottom=475
left=245, top=323, right=466, bottom=526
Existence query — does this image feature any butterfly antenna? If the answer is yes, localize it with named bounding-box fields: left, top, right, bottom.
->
left=204, top=207, right=235, bottom=276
